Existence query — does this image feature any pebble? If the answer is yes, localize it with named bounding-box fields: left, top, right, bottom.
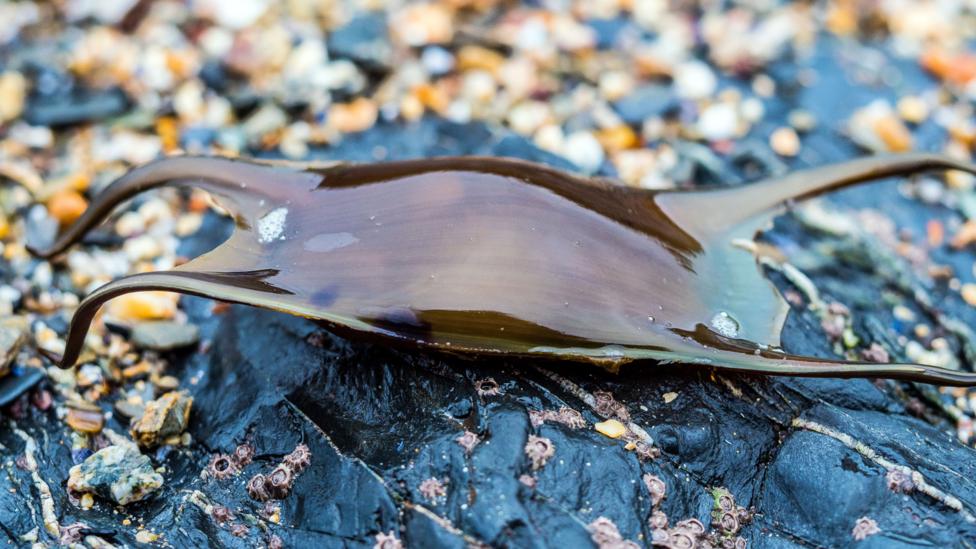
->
left=392, top=3, right=454, bottom=46
left=770, top=127, right=800, bottom=156
left=0, top=315, right=28, bottom=376
left=67, top=444, right=163, bottom=505
left=421, top=47, right=455, bottom=76
left=328, top=98, right=378, bottom=134
left=848, top=100, right=913, bottom=153
left=114, top=398, right=146, bottom=419
left=612, top=84, right=675, bottom=125
left=788, top=109, right=817, bottom=132
left=242, top=103, right=287, bottom=141
left=0, top=71, right=27, bottom=123
left=962, top=283, right=976, bottom=306
left=196, top=0, right=269, bottom=29
left=24, top=87, right=130, bottom=128
left=106, top=292, right=179, bottom=321
left=897, top=95, right=929, bottom=124
left=130, top=391, right=193, bottom=448
left=564, top=131, right=605, bottom=174
left=328, top=13, right=394, bottom=72
left=508, top=101, right=552, bottom=136
left=130, top=321, right=200, bottom=351
left=46, top=189, right=89, bottom=227
left=674, top=61, right=717, bottom=100
left=599, top=71, right=636, bottom=102
left=66, top=405, right=104, bottom=434
left=697, top=103, right=739, bottom=141
left=0, top=366, right=44, bottom=407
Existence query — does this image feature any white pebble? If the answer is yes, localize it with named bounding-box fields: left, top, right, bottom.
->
left=697, top=102, right=738, bottom=141
left=564, top=131, right=605, bottom=174
left=674, top=60, right=717, bottom=100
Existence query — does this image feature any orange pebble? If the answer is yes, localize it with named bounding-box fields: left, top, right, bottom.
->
left=920, top=48, right=976, bottom=86
left=47, top=189, right=89, bottom=226
left=872, top=115, right=912, bottom=152
left=927, top=219, right=944, bottom=247
left=457, top=45, right=504, bottom=74
left=107, top=291, right=179, bottom=321
left=328, top=98, right=379, bottom=134
left=156, top=116, right=179, bottom=152
left=596, top=126, right=639, bottom=152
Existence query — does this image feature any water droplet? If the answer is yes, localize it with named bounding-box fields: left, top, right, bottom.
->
left=710, top=311, right=740, bottom=339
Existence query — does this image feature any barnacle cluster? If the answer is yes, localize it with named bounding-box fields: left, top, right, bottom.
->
left=529, top=407, right=587, bottom=429
left=709, top=487, right=751, bottom=543
left=593, top=391, right=630, bottom=421
left=283, top=443, right=311, bottom=471
left=524, top=435, right=555, bottom=470
left=885, top=469, right=917, bottom=493
left=245, top=443, right=312, bottom=502
left=650, top=519, right=708, bottom=548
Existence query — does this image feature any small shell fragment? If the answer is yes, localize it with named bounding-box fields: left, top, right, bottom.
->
left=594, top=419, right=628, bottom=439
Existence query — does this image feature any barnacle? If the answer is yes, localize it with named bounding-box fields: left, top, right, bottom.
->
left=649, top=510, right=668, bottom=530
left=266, top=464, right=294, bottom=499
left=886, top=469, right=916, bottom=493
left=232, top=444, right=254, bottom=468
left=373, top=531, right=403, bottom=549
left=283, top=443, right=311, bottom=472
left=643, top=473, right=667, bottom=507
left=418, top=477, right=448, bottom=503
left=524, top=435, right=555, bottom=470
left=32, top=154, right=976, bottom=385
left=210, top=505, right=233, bottom=524
left=587, top=517, right=640, bottom=549
left=455, top=430, right=480, bottom=455
left=474, top=377, right=500, bottom=397
left=852, top=517, right=880, bottom=540
left=593, top=391, right=629, bottom=421
left=207, top=454, right=237, bottom=480
left=246, top=473, right=270, bottom=501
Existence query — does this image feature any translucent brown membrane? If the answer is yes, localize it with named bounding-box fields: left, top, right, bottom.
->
left=28, top=153, right=976, bottom=385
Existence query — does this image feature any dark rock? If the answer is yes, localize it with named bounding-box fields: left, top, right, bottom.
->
left=327, top=13, right=393, bottom=73
left=0, top=366, right=43, bottom=407
left=24, top=87, right=130, bottom=127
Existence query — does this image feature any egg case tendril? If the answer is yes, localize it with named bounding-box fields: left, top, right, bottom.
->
left=28, top=153, right=976, bottom=385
